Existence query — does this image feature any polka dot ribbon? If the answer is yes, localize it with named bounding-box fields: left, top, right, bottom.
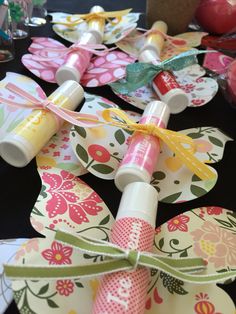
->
left=4, top=231, right=236, bottom=284
left=0, top=82, right=216, bottom=180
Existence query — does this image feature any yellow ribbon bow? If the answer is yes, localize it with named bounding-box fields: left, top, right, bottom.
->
left=55, top=8, right=132, bottom=28
left=101, top=108, right=216, bottom=181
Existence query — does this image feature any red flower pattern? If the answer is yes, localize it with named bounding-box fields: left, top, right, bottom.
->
left=42, top=241, right=72, bottom=265
left=88, top=144, right=110, bottom=163
left=56, top=280, right=74, bottom=296
left=167, top=214, right=190, bottom=232
left=194, top=293, right=221, bottom=314
left=206, top=207, right=223, bottom=215
left=43, top=170, right=103, bottom=224
left=191, top=99, right=205, bottom=106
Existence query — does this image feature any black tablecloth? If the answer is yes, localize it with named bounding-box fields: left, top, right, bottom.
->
left=1, top=1, right=236, bottom=313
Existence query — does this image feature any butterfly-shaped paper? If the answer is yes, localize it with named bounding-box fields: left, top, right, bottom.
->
left=49, top=11, right=141, bottom=45
left=109, top=29, right=218, bottom=110
left=115, top=28, right=208, bottom=60
left=21, top=37, right=136, bottom=87
left=112, top=63, right=218, bottom=110
left=69, top=96, right=231, bottom=204
left=0, top=72, right=87, bottom=175
left=0, top=239, right=27, bottom=314
left=0, top=72, right=231, bottom=204
left=0, top=72, right=140, bottom=175
left=5, top=166, right=236, bottom=314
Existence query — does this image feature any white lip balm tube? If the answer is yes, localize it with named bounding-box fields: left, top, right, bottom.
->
left=0, top=80, right=84, bottom=167
left=139, top=21, right=189, bottom=114
left=55, top=6, right=105, bottom=85
left=93, top=182, right=158, bottom=314
left=115, top=100, right=170, bottom=192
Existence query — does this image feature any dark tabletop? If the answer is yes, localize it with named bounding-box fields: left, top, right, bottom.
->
left=1, top=0, right=236, bottom=313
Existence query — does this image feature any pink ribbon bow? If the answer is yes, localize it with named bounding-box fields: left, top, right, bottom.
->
left=31, top=42, right=112, bottom=62
left=0, top=83, right=100, bottom=127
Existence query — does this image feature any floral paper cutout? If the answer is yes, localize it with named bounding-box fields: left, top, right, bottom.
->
left=112, top=64, right=218, bottom=110
left=50, top=12, right=140, bottom=45
left=21, top=37, right=136, bottom=86
left=70, top=97, right=231, bottom=203
left=10, top=167, right=115, bottom=314
left=0, top=72, right=85, bottom=174
left=0, top=72, right=44, bottom=142
left=148, top=207, right=236, bottom=313
left=8, top=172, right=236, bottom=313
left=70, top=92, right=140, bottom=180
left=36, top=123, right=86, bottom=176
left=0, top=239, right=27, bottom=314
left=116, top=29, right=207, bottom=60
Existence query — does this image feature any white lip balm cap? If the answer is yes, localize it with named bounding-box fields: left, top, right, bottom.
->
left=0, top=80, right=84, bottom=167
left=143, top=100, right=170, bottom=125
left=116, top=182, right=158, bottom=227
left=155, top=86, right=189, bottom=114
left=50, top=80, right=84, bottom=110
left=56, top=66, right=82, bottom=86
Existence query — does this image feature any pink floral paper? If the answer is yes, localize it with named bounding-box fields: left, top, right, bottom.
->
left=70, top=95, right=231, bottom=203
left=9, top=184, right=236, bottom=313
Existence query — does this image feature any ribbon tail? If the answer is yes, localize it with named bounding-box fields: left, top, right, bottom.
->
left=4, top=260, right=134, bottom=280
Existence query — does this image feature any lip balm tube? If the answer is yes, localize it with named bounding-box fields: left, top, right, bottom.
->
left=115, top=100, right=170, bottom=192
left=56, top=6, right=105, bottom=85
left=0, top=80, right=84, bottom=167
left=93, top=182, right=158, bottom=314
left=138, top=21, right=189, bottom=114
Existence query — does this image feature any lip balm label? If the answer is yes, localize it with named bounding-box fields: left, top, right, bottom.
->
left=65, top=49, right=91, bottom=77
left=120, top=133, right=160, bottom=176
left=153, top=71, right=180, bottom=95
left=11, top=95, right=68, bottom=150
left=93, top=217, right=154, bottom=314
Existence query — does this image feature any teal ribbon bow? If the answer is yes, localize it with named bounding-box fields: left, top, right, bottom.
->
left=110, top=50, right=208, bottom=95
left=4, top=230, right=236, bottom=284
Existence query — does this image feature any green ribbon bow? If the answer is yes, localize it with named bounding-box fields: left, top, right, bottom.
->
left=4, top=230, right=236, bottom=284
left=110, top=50, right=208, bottom=95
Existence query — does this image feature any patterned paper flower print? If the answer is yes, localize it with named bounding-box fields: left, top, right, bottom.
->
left=15, top=238, right=39, bottom=260
left=195, top=140, right=213, bottom=153
left=42, top=241, right=72, bottom=265
left=56, top=280, right=74, bottom=296
left=206, top=207, right=223, bottom=216
left=43, top=170, right=79, bottom=217
left=191, top=99, right=205, bottom=106
left=191, top=221, right=236, bottom=268
left=181, top=83, right=195, bottom=93
left=43, top=170, right=103, bottom=225
left=88, top=144, right=111, bottom=163
left=194, top=293, right=221, bottom=314
left=167, top=214, right=190, bottom=232
left=9, top=2, right=24, bottom=22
